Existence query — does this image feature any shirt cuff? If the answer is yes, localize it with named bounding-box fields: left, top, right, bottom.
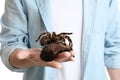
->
left=1, top=44, right=28, bottom=72
left=105, top=53, right=120, bottom=69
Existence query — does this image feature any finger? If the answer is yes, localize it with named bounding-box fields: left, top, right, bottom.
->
left=42, top=61, right=62, bottom=69
left=61, top=55, right=75, bottom=62
left=54, top=52, right=72, bottom=62
left=66, top=56, right=75, bottom=61
left=70, top=50, right=76, bottom=57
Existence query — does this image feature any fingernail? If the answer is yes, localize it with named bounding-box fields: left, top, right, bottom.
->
left=72, top=55, right=75, bottom=57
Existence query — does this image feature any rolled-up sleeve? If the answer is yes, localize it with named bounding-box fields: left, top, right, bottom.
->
left=104, top=0, right=120, bottom=69
left=0, top=0, right=29, bottom=72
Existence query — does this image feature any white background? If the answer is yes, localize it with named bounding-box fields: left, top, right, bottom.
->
left=0, top=0, right=120, bottom=80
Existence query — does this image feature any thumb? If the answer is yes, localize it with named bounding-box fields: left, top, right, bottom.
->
left=16, top=50, right=30, bottom=60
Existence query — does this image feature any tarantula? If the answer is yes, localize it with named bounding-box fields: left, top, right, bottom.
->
left=36, top=32, right=73, bottom=61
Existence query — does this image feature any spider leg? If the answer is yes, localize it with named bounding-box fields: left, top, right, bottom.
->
left=52, top=32, right=59, bottom=43
left=36, top=32, right=50, bottom=42
left=58, top=32, right=73, bottom=46
left=64, top=36, right=73, bottom=47
left=58, top=32, right=73, bottom=36
left=59, top=36, right=66, bottom=45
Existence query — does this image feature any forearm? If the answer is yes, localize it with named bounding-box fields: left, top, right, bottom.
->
left=107, top=68, right=120, bottom=80
left=9, top=48, right=75, bottom=69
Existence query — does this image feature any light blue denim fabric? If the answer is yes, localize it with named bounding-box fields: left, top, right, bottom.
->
left=0, top=0, right=120, bottom=80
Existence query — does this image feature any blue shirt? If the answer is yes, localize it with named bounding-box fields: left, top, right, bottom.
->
left=0, top=0, right=120, bottom=80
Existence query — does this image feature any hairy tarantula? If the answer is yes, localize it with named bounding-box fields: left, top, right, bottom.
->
left=36, top=32, right=73, bottom=61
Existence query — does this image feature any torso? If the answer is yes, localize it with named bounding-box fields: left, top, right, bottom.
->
left=51, top=0, right=83, bottom=80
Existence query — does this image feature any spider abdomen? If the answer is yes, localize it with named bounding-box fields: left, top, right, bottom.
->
left=40, top=43, right=72, bottom=61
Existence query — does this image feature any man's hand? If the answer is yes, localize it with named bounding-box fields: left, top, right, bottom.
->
left=9, top=48, right=75, bottom=69
left=107, top=68, right=120, bottom=80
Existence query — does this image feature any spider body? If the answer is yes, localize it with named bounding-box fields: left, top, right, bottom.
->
left=36, top=32, right=73, bottom=61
